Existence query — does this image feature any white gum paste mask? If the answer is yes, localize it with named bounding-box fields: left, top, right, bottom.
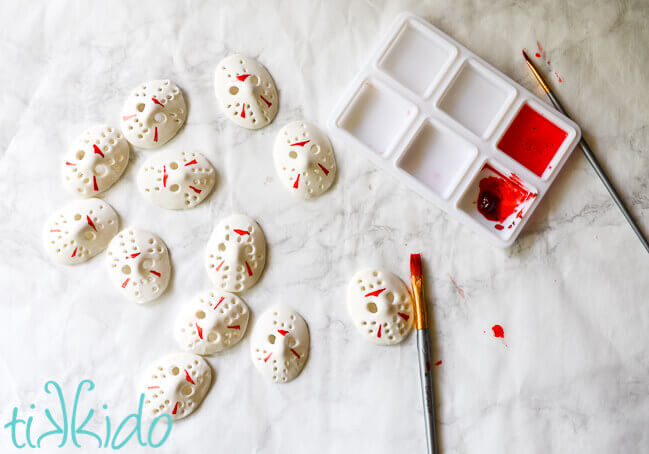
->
left=348, top=269, right=414, bottom=345
left=175, top=290, right=250, bottom=355
left=106, top=228, right=171, bottom=303
left=214, top=54, right=278, bottom=130
left=137, top=149, right=216, bottom=210
left=205, top=214, right=266, bottom=292
left=273, top=121, right=337, bottom=199
left=62, top=125, right=130, bottom=197
left=44, top=198, right=119, bottom=265
left=120, top=80, right=186, bottom=149
left=140, top=353, right=211, bottom=422
left=250, top=305, right=309, bottom=383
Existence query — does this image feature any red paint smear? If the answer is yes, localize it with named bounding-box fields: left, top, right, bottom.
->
left=227, top=325, right=241, bottom=330
left=122, top=114, right=136, bottom=121
left=151, top=97, right=164, bottom=107
left=260, top=95, right=272, bottom=107
left=121, top=278, right=130, bottom=288
left=154, top=127, right=158, bottom=142
left=150, top=270, right=161, bottom=277
left=236, top=74, right=250, bottom=82
left=163, top=165, right=168, bottom=187
left=189, top=185, right=202, bottom=194
left=184, top=369, right=195, bottom=385
left=318, top=163, right=330, bottom=176
left=128, top=252, right=141, bottom=259
left=92, top=176, right=98, bottom=191
left=497, top=104, right=568, bottom=177
left=216, top=260, right=225, bottom=271
left=195, top=323, right=203, bottom=339
left=86, top=215, right=97, bottom=231
left=446, top=274, right=465, bottom=299
left=171, top=402, right=178, bottom=415
left=377, top=325, right=382, bottom=338
left=65, top=161, right=76, bottom=166
left=213, top=296, right=225, bottom=309
left=290, top=140, right=310, bottom=147
left=364, top=288, right=386, bottom=298
left=50, top=229, right=61, bottom=232
left=434, top=360, right=442, bottom=366
left=146, top=386, right=159, bottom=390
left=184, top=159, right=198, bottom=166
left=263, top=353, right=272, bottom=362
left=240, top=103, right=246, bottom=119
left=233, top=229, right=249, bottom=236
left=293, top=174, right=300, bottom=189
left=476, top=165, right=536, bottom=224
left=71, top=247, right=78, bottom=258
left=397, top=312, right=410, bottom=321
left=245, top=261, right=253, bottom=276
left=92, top=144, right=105, bottom=158
left=277, top=329, right=289, bottom=336
left=492, top=324, right=505, bottom=338
left=290, top=348, right=301, bottom=359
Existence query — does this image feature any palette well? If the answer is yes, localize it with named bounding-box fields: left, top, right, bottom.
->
left=329, top=12, right=581, bottom=247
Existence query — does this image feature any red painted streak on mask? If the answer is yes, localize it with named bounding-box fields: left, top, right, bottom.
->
left=195, top=323, right=203, bottom=339
left=154, top=127, right=158, bottom=142
left=151, top=97, right=164, bottom=107
left=364, top=288, right=386, bottom=298
left=263, top=353, right=272, bottom=362
left=122, top=114, right=136, bottom=121
left=150, top=270, right=161, bottom=277
left=260, top=95, right=272, bottom=107
left=184, top=369, right=195, bottom=385
left=71, top=247, right=78, bottom=258
left=216, top=260, right=225, bottom=271
left=435, top=360, right=442, bottom=366
left=122, top=278, right=130, bottom=288
left=233, top=229, right=249, bottom=236
left=93, top=176, right=98, bottom=191
left=189, top=185, right=202, bottom=194
left=171, top=402, right=178, bottom=415
left=65, top=161, right=76, bottom=166
left=184, top=159, right=198, bottom=166
left=213, top=296, right=225, bottom=309
left=293, top=174, right=300, bottom=189
left=93, top=144, right=105, bottom=158
left=290, top=348, right=301, bottom=359
left=227, top=325, right=241, bottom=330
left=318, top=163, right=330, bottom=176
left=241, top=103, right=246, bottom=119
left=377, top=324, right=382, bottom=338
left=86, top=216, right=97, bottom=231
left=128, top=252, right=141, bottom=259
left=290, top=140, right=310, bottom=147
left=491, top=324, right=505, bottom=338
left=397, top=312, right=410, bottom=321
left=236, top=74, right=250, bottom=82
left=146, top=386, right=159, bottom=390
left=163, top=165, right=168, bottom=187
left=50, top=229, right=61, bottom=232
left=245, top=261, right=253, bottom=276
left=277, top=329, right=289, bottom=336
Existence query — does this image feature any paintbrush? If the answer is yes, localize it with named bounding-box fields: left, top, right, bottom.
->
left=410, top=253, right=439, bottom=454
left=522, top=50, right=649, bottom=253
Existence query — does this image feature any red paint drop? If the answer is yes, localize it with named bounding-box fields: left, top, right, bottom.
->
left=184, top=369, right=195, bottom=385
left=240, top=103, right=246, bottom=119
left=397, top=312, right=410, bottom=321
left=233, top=229, right=249, bottom=236
left=318, top=163, right=330, bottom=176
left=491, top=324, right=505, bottom=338
left=497, top=104, right=568, bottom=177
left=154, top=127, right=158, bottom=142
left=171, top=402, right=179, bottom=415
left=151, top=97, right=164, bottom=107
left=476, top=165, right=536, bottom=224
left=260, top=95, right=272, bottom=107
left=434, top=360, right=442, bottom=366
left=377, top=325, right=382, bottom=338
left=65, top=161, right=76, bottom=166
left=293, top=174, right=300, bottom=189
left=554, top=72, right=563, bottom=83
left=213, top=296, right=224, bottom=309
left=535, top=52, right=541, bottom=58
left=86, top=215, right=97, bottom=231
left=277, top=329, right=289, bottom=336
left=93, top=144, right=104, bottom=157
left=364, top=288, right=386, bottom=298
left=195, top=323, right=203, bottom=339
left=263, top=353, right=272, bottom=362
left=163, top=165, right=168, bottom=187
left=236, top=74, right=250, bottom=82
left=290, top=348, right=301, bottom=359
left=245, top=261, right=253, bottom=276
left=495, top=224, right=504, bottom=231
left=92, top=176, right=98, bottom=191
left=122, top=114, right=136, bottom=121
left=227, top=325, right=241, bottom=330
left=216, top=260, right=225, bottom=271
left=71, top=247, right=78, bottom=258
left=189, top=185, right=202, bottom=194
left=184, top=159, right=197, bottom=166
left=121, top=278, right=130, bottom=288
left=150, top=270, right=161, bottom=277
left=290, top=140, right=310, bottom=147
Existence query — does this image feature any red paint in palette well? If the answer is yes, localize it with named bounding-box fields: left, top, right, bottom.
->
left=476, top=165, right=536, bottom=223
left=497, top=104, right=568, bottom=177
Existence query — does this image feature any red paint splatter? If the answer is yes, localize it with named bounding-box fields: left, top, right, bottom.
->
left=92, top=176, right=98, bottom=191
left=189, top=185, right=202, bottom=194
left=495, top=224, right=504, bottom=231
left=293, top=174, right=300, bottom=189
left=154, top=127, right=158, bottom=142
left=195, top=323, right=203, bottom=339
left=71, top=247, right=78, bottom=258
left=121, top=278, right=130, bottom=288
left=163, top=165, right=168, bottom=187
left=236, top=74, right=250, bottom=82
left=128, top=252, right=141, bottom=259
left=245, top=261, right=253, bottom=276
left=446, top=274, right=465, bottom=299
left=397, top=312, right=410, bottom=321
left=215, top=260, right=225, bottom=271
left=86, top=215, right=97, bottom=231
left=476, top=164, right=536, bottom=225
left=290, top=348, right=301, bottom=359
left=240, top=103, right=246, bottom=118
left=227, top=325, right=241, bottom=330
left=260, top=95, right=272, bottom=107
left=233, top=229, right=249, bottom=236
left=535, top=52, right=541, bottom=58
left=150, top=270, right=161, bottom=277
left=122, top=114, right=136, bottom=121
left=491, top=324, right=505, bottom=338
left=213, top=296, right=224, bottom=309
left=184, top=159, right=198, bottom=166
left=263, top=353, right=272, bottom=362
left=318, top=163, right=330, bottom=176
left=434, top=360, right=442, bottom=366
left=536, top=41, right=546, bottom=62
left=377, top=325, right=382, bottom=338
left=65, top=161, right=76, bottom=166
left=171, top=402, right=178, bottom=415
left=277, top=329, right=289, bottom=336
left=290, top=140, right=310, bottom=147
left=184, top=369, right=195, bottom=385
left=151, top=97, right=164, bottom=107
left=92, top=144, right=104, bottom=158
left=364, top=288, right=386, bottom=298
left=554, top=72, right=563, bottom=83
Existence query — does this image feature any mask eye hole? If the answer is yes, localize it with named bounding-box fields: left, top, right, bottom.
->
left=310, top=144, right=320, bottom=154
left=84, top=231, right=96, bottom=241
left=268, top=334, right=276, bottom=344
left=287, top=336, right=297, bottom=348
left=367, top=302, right=378, bottom=313
left=136, top=103, right=145, bottom=112
left=170, top=366, right=180, bottom=375
left=121, top=265, right=132, bottom=275
left=229, top=86, right=239, bottom=95
left=250, top=75, right=259, bottom=85
left=288, top=151, right=297, bottom=159
left=169, top=162, right=179, bottom=170
left=154, top=113, right=166, bottom=123
left=76, top=150, right=85, bottom=160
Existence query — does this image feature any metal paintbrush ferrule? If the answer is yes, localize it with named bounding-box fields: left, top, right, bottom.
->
left=411, top=275, right=427, bottom=330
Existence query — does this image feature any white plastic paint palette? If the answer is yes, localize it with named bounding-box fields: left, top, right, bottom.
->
left=329, top=13, right=582, bottom=246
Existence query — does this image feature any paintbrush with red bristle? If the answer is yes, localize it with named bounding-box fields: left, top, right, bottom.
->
left=410, top=253, right=438, bottom=454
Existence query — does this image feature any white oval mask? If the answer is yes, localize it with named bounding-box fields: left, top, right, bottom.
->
left=214, top=54, right=278, bottom=130
left=205, top=214, right=266, bottom=292
left=250, top=305, right=309, bottom=383
left=120, top=80, right=186, bottom=149
left=106, top=228, right=171, bottom=303
left=43, top=198, right=119, bottom=265
left=348, top=268, right=414, bottom=345
left=174, top=290, right=249, bottom=355
left=273, top=121, right=336, bottom=199
left=137, top=149, right=216, bottom=210
left=140, top=353, right=211, bottom=422
left=62, top=125, right=130, bottom=196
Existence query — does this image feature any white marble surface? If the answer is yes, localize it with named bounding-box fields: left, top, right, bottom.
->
left=1, top=1, right=648, bottom=452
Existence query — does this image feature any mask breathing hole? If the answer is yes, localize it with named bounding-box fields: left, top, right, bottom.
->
left=121, top=265, right=132, bottom=275
left=386, top=292, right=395, bottom=303
left=287, top=336, right=297, bottom=348
left=84, top=231, right=96, bottom=241
left=181, top=385, right=193, bottom=396
left=367, top=302, right=378, bottom=313
left=196, top=310, right=206, bottom=319
left=229, top=86, right=239, bottom=95
left=169, top=162, right=179, bottom=170
left=310, top=144, right=320, bottom=154
left=74, top=214, right=82, bottom=221
left=169, top=184, right=180, bottom=192
left=268, top=334, right=276, bottom=344
left=136, top=103, right=145, bottom=112
left=207, top=332, right=218, bottom=342
left=171, top=366, right=180, bottom=375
